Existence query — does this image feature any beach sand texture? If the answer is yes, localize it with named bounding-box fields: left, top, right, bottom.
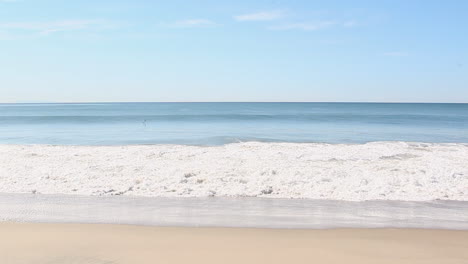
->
left=1, top=223, right=468, bottom=264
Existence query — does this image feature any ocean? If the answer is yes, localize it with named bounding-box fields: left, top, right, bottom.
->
left=0, top=102, right=467, bottom=145
left=1, top=102, right=467, bottom=201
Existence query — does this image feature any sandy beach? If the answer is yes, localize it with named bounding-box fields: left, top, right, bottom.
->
left=1, top=223, right=467, bottom=264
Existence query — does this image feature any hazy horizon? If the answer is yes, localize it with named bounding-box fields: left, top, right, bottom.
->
left=2, top=101, right=468, bottom=104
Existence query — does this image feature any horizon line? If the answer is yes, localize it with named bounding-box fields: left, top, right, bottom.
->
left=0, top=101, right=468, bottom=104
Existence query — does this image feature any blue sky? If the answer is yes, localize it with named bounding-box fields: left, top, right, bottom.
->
left=1, top=0, right=467, bottom=103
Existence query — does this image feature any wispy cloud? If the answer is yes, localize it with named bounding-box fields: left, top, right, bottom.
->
left=0, top=19, right=114, bottom=36
left=269, top=20, right=357, bottom=31
left=382, top=51, right=409, bottom=57
left=168, top=19, right=218, bottom=28
left=234, top=10, right=285, bottom=21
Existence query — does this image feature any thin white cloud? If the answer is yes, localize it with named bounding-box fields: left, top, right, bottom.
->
left=383, top=51, right=409, bottom=57
left=234, top=10, right=285, bottom=21
left=169, top=19, right=218, bottom=28
left=0, top=19, right=113, bottom=36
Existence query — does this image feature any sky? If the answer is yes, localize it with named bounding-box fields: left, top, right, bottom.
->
left=1, top=0, right=467, bottom=103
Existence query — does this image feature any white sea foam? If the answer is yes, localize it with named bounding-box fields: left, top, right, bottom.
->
left=0, top=142, right=467, bottom=201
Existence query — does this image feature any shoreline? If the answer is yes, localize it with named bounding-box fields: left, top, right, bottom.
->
left=2, top=223, right=468, bottom=264
left=2, top=193, right=467, bottom=229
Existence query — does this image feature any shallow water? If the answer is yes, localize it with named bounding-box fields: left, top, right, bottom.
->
left=1, top=102, right=467, bottom=145
left=1, top=193, right=467, bottom=229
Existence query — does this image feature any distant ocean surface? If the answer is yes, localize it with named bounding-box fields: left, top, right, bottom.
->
left=0, top=102, right=467, bottom=145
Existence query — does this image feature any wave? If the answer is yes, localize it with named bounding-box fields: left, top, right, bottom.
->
left=1, top=142, right=467, bottom=201
left=0, top=113, right=466, bottom=124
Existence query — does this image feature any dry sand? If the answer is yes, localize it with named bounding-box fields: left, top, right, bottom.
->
left=1, top=223, right=468, bottom=264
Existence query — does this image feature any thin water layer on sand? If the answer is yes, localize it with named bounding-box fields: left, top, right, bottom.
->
left=1, top=142, right=467, bottom=201
left=1, top=193, right=467, bottom=229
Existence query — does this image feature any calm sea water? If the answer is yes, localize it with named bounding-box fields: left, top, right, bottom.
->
left=0, top=102, right=467, bottom=145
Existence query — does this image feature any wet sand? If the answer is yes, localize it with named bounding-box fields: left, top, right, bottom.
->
left=1, top=223, right=468, bottom=264
left=3, top=193, right=468, bottom=229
